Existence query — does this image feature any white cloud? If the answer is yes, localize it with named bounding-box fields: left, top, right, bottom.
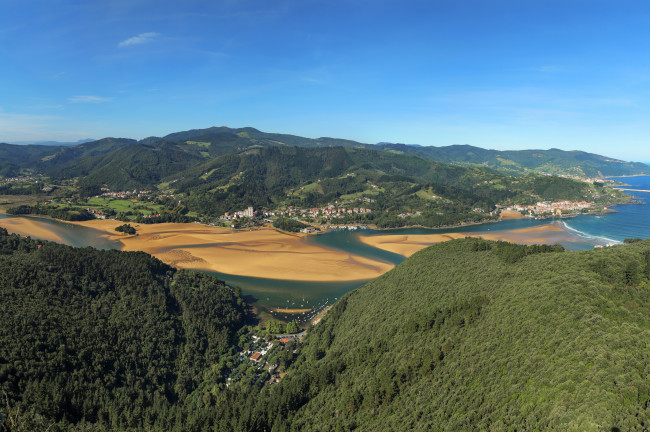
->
left=68, top=95, right=113, bottom=103
left=118, top=32, right=159, bottom=47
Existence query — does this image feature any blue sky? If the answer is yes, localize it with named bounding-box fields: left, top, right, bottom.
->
left=2, top=0, right=650, bottom=161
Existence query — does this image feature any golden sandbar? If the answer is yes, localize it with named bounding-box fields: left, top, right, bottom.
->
left=64, top=219, right=394, bottom=281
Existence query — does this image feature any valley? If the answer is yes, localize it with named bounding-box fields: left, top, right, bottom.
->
left=2, top=127, right=650, bottom=431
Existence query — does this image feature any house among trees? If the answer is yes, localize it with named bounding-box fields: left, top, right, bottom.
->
left=250, top=352, right=262, bottom=362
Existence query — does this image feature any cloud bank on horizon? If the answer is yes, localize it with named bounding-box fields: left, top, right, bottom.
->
left=1, top=0, right=650, bottom=161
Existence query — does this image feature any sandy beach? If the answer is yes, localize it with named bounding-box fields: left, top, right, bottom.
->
left=60, top=219, right=395, bottom=282
left=358, top=224, right=574, bottom=257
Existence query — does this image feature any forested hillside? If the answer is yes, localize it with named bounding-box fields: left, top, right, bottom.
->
left=2, top=230, right=650, bottom=430
left=3, top=139, right=630, bottom=229
left=2, top=126, right=648, bottom=184
left=378, top=143, right=650, bottom=177
left=0, top=228, right=248, bottom=431
left=212, top=238, right=650, bottom=431
left=173, top=145, right=626, bottom=227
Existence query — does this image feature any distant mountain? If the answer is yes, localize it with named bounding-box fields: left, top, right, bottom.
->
left=3, top=127, right=649, bottom=182
left=0, top=138, right=136, bottom=178
left=141, top=126, right=367, bottom=149
left=47, top=140, right=202, bottom=189
left=376, top=143, right=650, bottom=177
left=8, top=138, right=95, bottom=146
left=146, top=127, right=650, bottom=177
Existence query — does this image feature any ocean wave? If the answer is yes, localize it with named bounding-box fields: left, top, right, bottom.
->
left=560, top=221, right=622, bottom=246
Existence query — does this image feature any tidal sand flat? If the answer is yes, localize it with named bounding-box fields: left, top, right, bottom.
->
left=0, top=215, right=579, bottom=281
left=0, top=216, right=65, bottom=243
left=359, top=224, right=576, bottom=257
left=66, top=220, right=394, bottom=281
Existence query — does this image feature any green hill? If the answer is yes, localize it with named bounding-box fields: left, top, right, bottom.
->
left=49, top=141, right=205, bottom=190
left=3, top=141, right=630, bottom=228
left=219, top=238, right=650, bottom=431
left=378, top=143, right=650, bottom=177
left=0, top=228, right=248, bottom=431
left=2, top=229, right=650, bottom=430
left=171, top=145, right=626, bottom=227
left=3, top=127, right=649, bottom=181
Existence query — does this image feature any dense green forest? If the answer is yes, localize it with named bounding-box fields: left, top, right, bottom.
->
left=202, top=238, right=650, bottom=431
left=114, top=223, right=136, bottom=234
left=272, top=217, right=308, bottom=232
left=0, top=229, right=248, bottom=431
left=2, top=229, right=650, bottom=430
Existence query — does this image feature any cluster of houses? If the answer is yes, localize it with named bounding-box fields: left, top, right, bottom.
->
left=227, top=332, right=305, bottom=387
left=0, top=175, right=39, bottom=185
left=86, top=207, right=107, bottom=219
left=505, top=200, right=594, bottom=216
left=246, top=333, right=304, bottom=364
left=553, top=174, right=607, bottom=184
left=242, top=335, right=274, bottom=364
left=219, top=205, right=373, bottom=223
left=274, top=205, right=372, bottom=219
left=99, top=188, right=154, bottom=200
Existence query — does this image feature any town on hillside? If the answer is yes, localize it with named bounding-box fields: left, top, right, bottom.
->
left=503, top=200, right=598, bottom=217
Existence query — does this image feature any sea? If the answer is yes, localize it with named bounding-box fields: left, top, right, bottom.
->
left=559, top=175, right=650, bottom=245
left=3, top=175, right=650, bottom=321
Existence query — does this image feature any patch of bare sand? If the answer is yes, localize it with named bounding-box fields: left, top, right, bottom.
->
left=66, top=220, right=394, bottom=281
left=359, top=224, right=576, bottom=257
left=359, top=232, right=473, bottom=257
left=268, top=307, right=312, bottom=314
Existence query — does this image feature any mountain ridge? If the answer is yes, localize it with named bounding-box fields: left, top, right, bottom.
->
left=3, top=125, right=647, bottom=179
